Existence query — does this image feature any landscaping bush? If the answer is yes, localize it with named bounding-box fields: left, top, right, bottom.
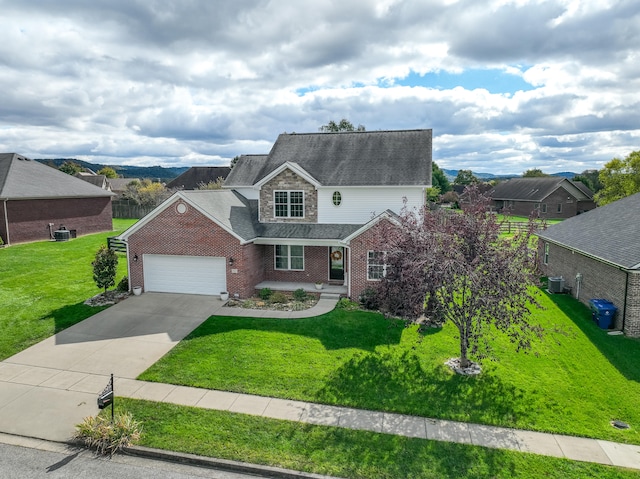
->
left=336, top=297, right=360, bottom=311
left=293, top=288, right=308, bottom=302
left=259, top=288, right=272, bottom=300
left=74, top=412, right=142, bottom=456
left=270, top=291, right=288, bottom=304
left=116, top=276, right=129, bottom=292
left=358, top=287, right=379, bottom=310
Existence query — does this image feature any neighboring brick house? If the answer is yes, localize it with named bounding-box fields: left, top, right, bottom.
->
left=491, top=177, right=595, bottom=219
left=0, top=153, right=114, bottom=245
left=538, top=192, right=640, bottom=337
left=118, top=129, right=432, bottom=300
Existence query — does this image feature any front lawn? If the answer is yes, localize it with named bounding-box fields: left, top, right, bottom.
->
left=119, top=398, right=640, bottom=479
left=0, top=219, right=136, bottom=360
left=140, top=292, right=640, bottom=445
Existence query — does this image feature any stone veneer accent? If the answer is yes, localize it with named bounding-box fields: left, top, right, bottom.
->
left=538, top=240, right=640, bottom=336
left=259, top=169, right=317, bottom=223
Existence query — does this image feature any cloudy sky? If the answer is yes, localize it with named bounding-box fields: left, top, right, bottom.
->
left=1, top=0, right=639, bottom=175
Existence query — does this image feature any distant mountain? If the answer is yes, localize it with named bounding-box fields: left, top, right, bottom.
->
left=35, top=158, right=189, bottom=181
left=442, top=168, right=577, bottom=182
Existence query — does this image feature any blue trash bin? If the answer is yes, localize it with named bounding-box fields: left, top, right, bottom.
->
left=589, top=299, right=617, bottom=329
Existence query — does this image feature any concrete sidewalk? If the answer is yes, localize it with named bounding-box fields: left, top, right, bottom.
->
left=1, top=291, right=640, bottom=471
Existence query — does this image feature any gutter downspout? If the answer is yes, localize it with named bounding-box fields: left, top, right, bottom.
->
left=623, top=270, right=629, bottom=333
left=2, top=199, right=9, bottom=246
left=125, top=240, right=132, bottom=293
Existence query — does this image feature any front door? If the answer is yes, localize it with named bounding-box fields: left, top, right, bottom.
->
left=329, top=247, right=344, bottom=281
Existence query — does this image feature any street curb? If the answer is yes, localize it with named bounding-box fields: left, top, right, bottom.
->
left=122, top=444, right=345, bottom=479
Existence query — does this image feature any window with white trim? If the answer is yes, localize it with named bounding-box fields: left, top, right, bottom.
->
left=274, top=191, right=304, bottom=218
left=275, top=245, right=304, bottom=270
left=556, top=203, right=562, bottom=213
left=543, top=242, right=549, bottom=265
left=367, top=251, right=387, bottom=280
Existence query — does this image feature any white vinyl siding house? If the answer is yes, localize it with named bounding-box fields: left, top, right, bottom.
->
left=317, top=187, right=424, bottom=224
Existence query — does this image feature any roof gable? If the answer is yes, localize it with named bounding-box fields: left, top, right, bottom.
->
left=538, top=192, right=640, bottom=269
left=166, top=166, right=231, bottom=190
left=119, top=189, right=258, bottom=243
left=491, top=177, right=591, bottom=202
left=0, top=153, right=114, bottom=199
left=254, top=162, right=320, bottom=188
left=224, top=130, right=432, bottom=188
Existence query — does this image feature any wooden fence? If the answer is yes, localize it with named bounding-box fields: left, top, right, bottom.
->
left=111, top=200, right=156, bottom=219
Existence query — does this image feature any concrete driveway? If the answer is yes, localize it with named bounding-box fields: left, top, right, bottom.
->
left=0, top=293, right=223, bottom=441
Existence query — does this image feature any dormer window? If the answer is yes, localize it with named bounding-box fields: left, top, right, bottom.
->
left=274, top=191, right=304, bottom=218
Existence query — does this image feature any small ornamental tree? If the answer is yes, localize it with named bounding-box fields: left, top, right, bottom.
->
left=92, top=245, right=118, bottom=293
left=375, top=187, right=544, bottom=369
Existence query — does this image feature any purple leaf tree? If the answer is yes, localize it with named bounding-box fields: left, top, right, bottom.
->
left=375, top=186, right=544, bottom=370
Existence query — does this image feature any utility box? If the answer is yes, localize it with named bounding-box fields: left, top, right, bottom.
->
left=589, top=299, right=617, bottom=329
left=548, top=276, right=565, bottom=293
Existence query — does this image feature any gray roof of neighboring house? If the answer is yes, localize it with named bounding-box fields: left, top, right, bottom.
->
left=538, top=192, right=640, bottom=270
left=224, top=130, right=432, bottom=187
left=166, top=166, right=232, bottom=190
left=108, top=178, right=138, bottom=193
left=75, top=173, right=110, bottom=189
left=491, top=177, right=593, bottom=202
left=0, top=153, right=114, bottom=199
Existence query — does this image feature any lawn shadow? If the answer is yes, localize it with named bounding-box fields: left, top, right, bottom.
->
left=313, top=349, right=531, bottom=427
left=44, top=301, right=109, bottom=334
left=546, top=291, right=640, bottom=382
left=185, top=310, right=405, bottom=351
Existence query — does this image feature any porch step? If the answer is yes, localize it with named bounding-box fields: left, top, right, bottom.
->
left=320, top=293, right=342, bottom=300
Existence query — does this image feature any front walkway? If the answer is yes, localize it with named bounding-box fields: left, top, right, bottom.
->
left=1, top=292, right=639, bottom=471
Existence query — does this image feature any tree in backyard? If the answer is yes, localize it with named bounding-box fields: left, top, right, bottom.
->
left=593, top=151, right=640, bottom=206
left=196, top=177, right=224, bottom=190
left=59, top=161, right=83, bottom=176
left=432, top=163, right=452, bottom=193
left=97, top=166, right=119, bottom=178
left=374, top=187, right=544, bottom=369
left=92, top=245, right=118, bottom=293
left=123, top=179, right=172, bottom=207
left=453, top=169, right=478, bottom=185
left=319, top=119, right=366, bottom=132
left=522, top=168, right=548, bottom=177
left=229, top=155, right=241, bottom=169
left=573, top=169, right=602, bottom=194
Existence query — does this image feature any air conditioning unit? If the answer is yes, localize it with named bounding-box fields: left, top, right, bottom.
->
left=548, top=276, right=565, bottom=294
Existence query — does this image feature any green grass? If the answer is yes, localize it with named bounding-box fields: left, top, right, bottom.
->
left=118, top=398, right=640, bottom=479
left=0, top=219, right=136, bottom=360
left=139, top=292, right=640, bottom=445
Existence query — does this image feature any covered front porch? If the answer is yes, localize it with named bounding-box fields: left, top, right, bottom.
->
left=254, top=281, right=347, bottom=295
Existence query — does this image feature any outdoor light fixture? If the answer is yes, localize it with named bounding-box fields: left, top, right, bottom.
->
left=229, top=257, right=235, bottom=266
left=133, top=254, right=138, bottom=262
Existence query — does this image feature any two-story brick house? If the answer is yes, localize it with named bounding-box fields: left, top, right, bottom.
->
left=118, top=129, right=432, bottom=300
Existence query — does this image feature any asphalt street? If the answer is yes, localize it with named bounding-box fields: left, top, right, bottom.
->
left=0, top=442, right=267, bottom=479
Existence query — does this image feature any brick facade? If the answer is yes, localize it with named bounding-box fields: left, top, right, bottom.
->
left=497, top=189, right=595, bottom=219
left=1, top=197, right=112, bottom=245
left=259, top=169, right=318, bottom=223
left=127, top=199, right=264, bottom=298
left=539, top=240, right=640, bottom=336
left=262, top=245, right=344, bottom=286
left=348, top=220, right=391, bottom=300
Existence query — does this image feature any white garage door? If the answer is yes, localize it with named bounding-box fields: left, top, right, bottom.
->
left=143, top=254, right=226, bottom=296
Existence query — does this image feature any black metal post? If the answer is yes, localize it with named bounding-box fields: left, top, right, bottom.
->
left=110, top=373, right=114, bottom=423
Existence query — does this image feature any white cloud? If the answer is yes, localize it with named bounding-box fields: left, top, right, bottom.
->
left=0, top=0, right=638, bottom=173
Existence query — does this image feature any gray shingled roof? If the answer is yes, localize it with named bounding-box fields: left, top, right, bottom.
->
left=179, top=190, right=259, bottom=241
left=0, top=153, right=114, bottom=199
left=258, top=223, right=362, bottom=240
left=538, top=192, right=640, bottom=269
left=166, top=166, right=232, bottom=190
left=224, top=130, right=432, bottom=187
left=491, top=177, right=592, bottom=202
